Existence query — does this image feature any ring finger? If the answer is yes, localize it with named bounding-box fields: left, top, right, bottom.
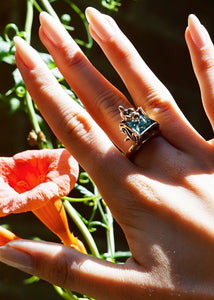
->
left=86, top=7, right=209, bottom=154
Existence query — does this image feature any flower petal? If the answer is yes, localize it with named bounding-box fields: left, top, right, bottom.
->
left=0, top=226, right=20, bottom=246
left=33, top=198, right=87, bottom=253
left=0, top=149, right=79, bottom=216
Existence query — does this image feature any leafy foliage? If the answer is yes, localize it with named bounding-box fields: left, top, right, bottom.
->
left=0, top=1, right=134, bottom=299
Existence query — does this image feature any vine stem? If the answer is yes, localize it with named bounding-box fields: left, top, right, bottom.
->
left=25, top=0, right=34, bottom=43
left=24, top=0, right=46, bottom=148
left=64, top=0, right=93, bottom=49
left=62, top=195, right=100, bottom=203
left=105, top=206, right=115, bottom=259
left=63, top=200, right=100, bottom=258
left=39, top=0, right=61, bottom=20
left=97, top=200, right=115, bottom=260
left=25, top=92, right=41, bottom=133
left=54, top=286, right=78, bottom=300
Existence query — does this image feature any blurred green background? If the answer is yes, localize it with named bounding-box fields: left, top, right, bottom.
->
left=0, top=0, right=214, bottom=299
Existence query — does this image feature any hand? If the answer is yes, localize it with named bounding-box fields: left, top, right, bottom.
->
left=1, top=7, right=214, bottom=299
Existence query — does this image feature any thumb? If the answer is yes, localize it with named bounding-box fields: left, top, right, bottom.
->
left=0, top=239, right=132, bottom=299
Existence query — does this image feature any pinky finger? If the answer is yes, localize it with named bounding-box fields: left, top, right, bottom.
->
left=185, top=14, right=214, bottom=129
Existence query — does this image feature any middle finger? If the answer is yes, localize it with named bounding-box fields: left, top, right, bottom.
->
left=39, top=12, right=132, bottom=153
left=85, top=7, right=209, bottom=154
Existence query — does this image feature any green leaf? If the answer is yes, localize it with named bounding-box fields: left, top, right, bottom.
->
left=101, top=0, right=121, bottom=11
left=9, top=97, right=21, bottom=114
left=39, top=52, right=56, bottom=69
left=12, top=68, right=23, bottom=85
left=0, top=38, right=15, bottom=64
left=75, top=183, right=94, bottom=197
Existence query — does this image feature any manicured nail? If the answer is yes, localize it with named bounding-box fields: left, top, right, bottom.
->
left=39, top=11, right=71, bottom=45
left=188, top=14, right=209, bottom=48
left=14, top=36, right=42, bottom=69
left=85, top=7, right=116, bottom=41
left=0, top=241, right=33, bottom=273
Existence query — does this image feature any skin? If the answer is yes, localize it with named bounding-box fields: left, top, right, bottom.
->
left=0, top=7, right=214, bottom=299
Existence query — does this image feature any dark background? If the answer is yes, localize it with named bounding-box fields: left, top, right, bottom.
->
left=0, top=0, right=214, bottom=299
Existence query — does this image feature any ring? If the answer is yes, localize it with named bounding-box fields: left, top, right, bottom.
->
left=118, top=105, right=159, bottom=157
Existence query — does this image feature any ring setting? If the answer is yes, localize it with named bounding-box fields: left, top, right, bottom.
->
left=119, top=105, right=159, bottom=156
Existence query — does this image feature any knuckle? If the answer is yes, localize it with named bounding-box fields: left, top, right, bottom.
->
left=63, top=110, right=91, bottom=137
left=29, top=67, right=50, bottom=86
left=59, top=42, right=87, bottom=71
left=39, top=251, right=81, bottom=289
left=52, top=256, right=79, bottom=288
left=145, top=89, right=174, bottom=116
left=197, top=51, right=214, bottom=74
left=28, top=66, right=60, bottom=96
left=110, top=41, right=133, bottom=63
left=51, top=257, right=70, bottom=286
left=105, top=30, right=134, bottom=62
left=94, top=88, right=126, bottom=122
left=61, top=109, right=97, bottom=147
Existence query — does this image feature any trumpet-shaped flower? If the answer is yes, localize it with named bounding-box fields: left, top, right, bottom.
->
left=0, top=225, right=20, bottom=246
left=0, top=149, right=86, bottom=253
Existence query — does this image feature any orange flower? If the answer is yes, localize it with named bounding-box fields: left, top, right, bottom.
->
left=0, top=149, right=86, bottom=253
left=0, top=225, right=20, bottom=246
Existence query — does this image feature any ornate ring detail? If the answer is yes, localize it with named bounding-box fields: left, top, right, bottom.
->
left=119, top=105, right=159, bottom=156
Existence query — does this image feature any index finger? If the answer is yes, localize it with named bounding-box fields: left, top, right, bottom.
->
left=14, top=36, right=138, bottom=227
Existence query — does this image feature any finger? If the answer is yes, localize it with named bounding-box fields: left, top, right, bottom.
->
left=14, top=37, right=112, bottom=169
left=185, top=14, right=214, bottom=129
left=86, top=7, right=209, bottom=153
left=0, top=240, right=148, bottom=299
left=14, top=36, right=141, bottom=226
left=39, top=12, right=132, bottom=152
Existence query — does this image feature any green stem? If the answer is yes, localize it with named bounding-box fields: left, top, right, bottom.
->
left=105, top=206, right=115, bottom=259
left=64, top=0, right=93, bottom=49
left=62, top=195, right=100, bottom=203
left=96, top=201, right=115, bottom=260
left=32, top=0, right=43, bottom=13
left=97, top=200, right=108, bottom=224
left=24, top=0, right=39, bottom=129
left=39, top=0, right=60, bottom=20
left=25, top=92, right=40, bottom=133
left=25, top=0, right=34, bottom=43
left=88, top=198, right=99, bottom=225
left=54, top=286, right=78, bottom=300
left=24, top=0, right=47, bottom=149
left=63, top=200, right=100, bottom=258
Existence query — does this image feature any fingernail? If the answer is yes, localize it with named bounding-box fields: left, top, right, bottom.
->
left=85, top=7, right=116, bottom=41
left=39, top=11, right=70, bottom=45
left=188, top=14, right=209, bottom=48
left=14, top=36, right=42, bottom=69
left=0, top=242, right=33, bottom=273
